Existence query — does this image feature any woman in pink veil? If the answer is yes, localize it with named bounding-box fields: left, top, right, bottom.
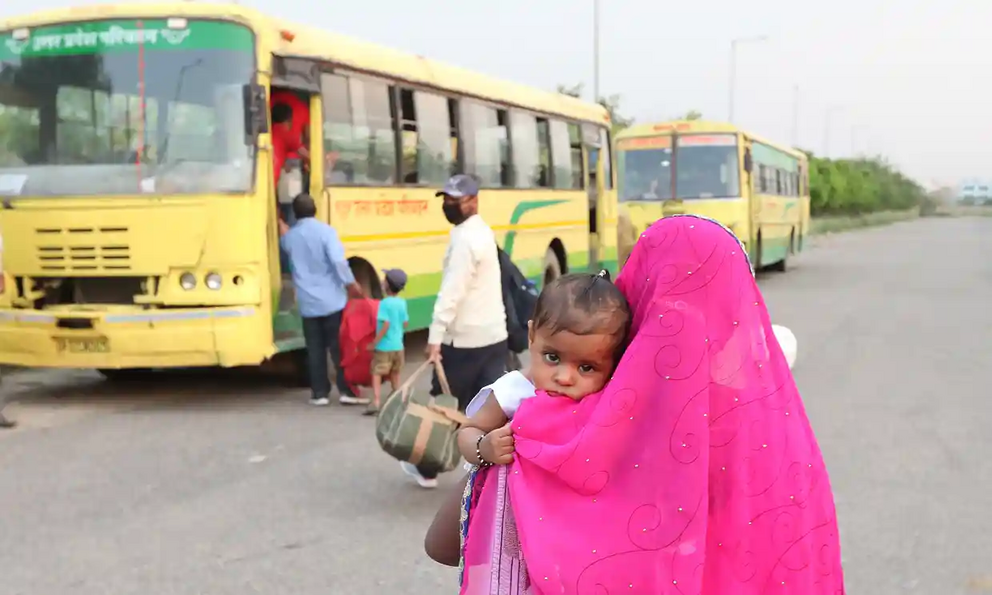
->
left=436, top=215, right=844, bottom=594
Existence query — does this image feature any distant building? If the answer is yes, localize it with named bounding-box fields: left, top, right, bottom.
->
left=959, top=179, right=992, bottom=204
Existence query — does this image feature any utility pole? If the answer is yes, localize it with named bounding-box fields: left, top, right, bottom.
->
left=592, top=0, right=601, bottom=103
left=791, top=85, right=799, bottom=147
left=728, top=35, right=768, bottom=123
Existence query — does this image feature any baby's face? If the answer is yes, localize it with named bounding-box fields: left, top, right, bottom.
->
left=527, top=323, right=617, bottom=401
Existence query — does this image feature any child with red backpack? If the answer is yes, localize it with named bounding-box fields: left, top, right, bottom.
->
left=364, top=269, right=409, bottom=416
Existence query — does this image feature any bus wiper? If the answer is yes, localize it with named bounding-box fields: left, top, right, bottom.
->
left=158, top=58, right=204, bottom=162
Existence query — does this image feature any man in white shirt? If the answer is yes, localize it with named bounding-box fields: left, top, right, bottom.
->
left=426, top=174, right=508, bottom=405
left=401, top=174, right=508, bottom=489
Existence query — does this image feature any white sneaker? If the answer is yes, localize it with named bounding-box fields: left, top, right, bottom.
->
left=310, top=397, right=330, bottom=406
left=339, top=394, right=370, bottom=406
left=399, top=461, right=438, bottom=489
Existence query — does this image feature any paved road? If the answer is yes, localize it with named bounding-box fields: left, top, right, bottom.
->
left=1, top=217, right=991, bottom=594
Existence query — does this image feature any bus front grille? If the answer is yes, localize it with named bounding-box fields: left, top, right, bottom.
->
left=34, top=227, right=131, bottom=272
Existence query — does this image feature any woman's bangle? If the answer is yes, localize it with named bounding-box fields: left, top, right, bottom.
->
left=475, top=434, right=492, bottom=467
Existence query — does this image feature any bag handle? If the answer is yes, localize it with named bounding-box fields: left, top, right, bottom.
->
left=432, top=359, right=453, bottom=397
left=429, top=401, right=471, bottom=426
left=396, top=358, right=454, bottom=404
left=398, top=360, right=432, bottom=402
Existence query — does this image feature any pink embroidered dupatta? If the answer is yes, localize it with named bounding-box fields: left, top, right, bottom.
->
left=460, top=215, right=844, bottom=594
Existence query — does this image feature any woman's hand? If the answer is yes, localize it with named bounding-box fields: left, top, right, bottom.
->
left=480, top=423, right=515, bottom=465
left=425, top=473, right=469, bottom=566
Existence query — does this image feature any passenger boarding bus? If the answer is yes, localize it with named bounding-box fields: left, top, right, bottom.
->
left=614, top=121, right=810, bottom=271
left=0, top=3, right=617, bottom=378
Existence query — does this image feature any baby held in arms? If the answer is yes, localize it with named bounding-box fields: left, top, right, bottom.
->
left=456, top=270, right=632, bottom=467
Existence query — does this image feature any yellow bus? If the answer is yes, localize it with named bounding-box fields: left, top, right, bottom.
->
left=0, top=3, right=618, bottom=377
left=615, top=121, right=810, bottom=271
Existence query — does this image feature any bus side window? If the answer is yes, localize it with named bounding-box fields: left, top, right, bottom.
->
left=548, top=119, right=580, bottom=190
left=398, top=89, right=418, bottom=184
left=568, top=122, right=585, bottom=190
left=581, top=123, right=600, bottom=233
left=497, top=110, right=511, bottom=186
left=536, top=117, right=551, bottom=188
left=458, top=100, right=510, bottom=188
left=320, top=72, right=397, bottom=186
left=448, top=98, right=460, bottom=177
left=509, top=111, right=541, bottom=189
left=398, top=88, right=456, bottom=186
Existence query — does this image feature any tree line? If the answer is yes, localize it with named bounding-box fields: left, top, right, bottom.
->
left=557, top=84, right=926, bottom=216
left=804, top=153, right=926, bottom=215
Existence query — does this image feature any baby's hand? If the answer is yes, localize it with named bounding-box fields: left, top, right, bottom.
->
left=480, top=423, right=515, bottom=465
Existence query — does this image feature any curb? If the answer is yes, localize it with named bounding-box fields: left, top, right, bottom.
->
left=810, top=210, right=919, bottom=236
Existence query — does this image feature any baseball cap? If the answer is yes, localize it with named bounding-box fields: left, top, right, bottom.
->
left=435, top=174, right=479, bottom=199
left=383, top=268, right=408, bottom=291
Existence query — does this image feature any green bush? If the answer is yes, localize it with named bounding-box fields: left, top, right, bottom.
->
left=805, top=152, right=926, bottom=216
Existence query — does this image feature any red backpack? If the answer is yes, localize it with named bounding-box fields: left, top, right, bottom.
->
left=339, top=298, right=379, bottom=394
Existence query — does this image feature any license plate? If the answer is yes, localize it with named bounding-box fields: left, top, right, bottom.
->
left=55, top=337, right=109, bottom=353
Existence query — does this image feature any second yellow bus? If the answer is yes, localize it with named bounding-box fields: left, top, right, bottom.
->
left=615, top=121, right=810, bottom=271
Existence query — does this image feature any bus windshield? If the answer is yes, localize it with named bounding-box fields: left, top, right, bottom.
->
left=618, top=134, right=741, bottom=201
left=0, top=19, right=255, bottom=197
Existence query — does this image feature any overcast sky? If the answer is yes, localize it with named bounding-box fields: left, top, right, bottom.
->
left=5, top=0, right=988, bottom=187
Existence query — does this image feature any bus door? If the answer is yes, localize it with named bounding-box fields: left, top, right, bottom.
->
left=583, top=124, right=601, bottom=269
left=270, top=56, right=321, bottom=349
left=584, top=124, right=619, bottom=275
left=743, top=139, right=762, bottom=254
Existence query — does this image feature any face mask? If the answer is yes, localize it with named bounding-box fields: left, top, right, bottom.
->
left=442, top=202, right=466, bottom=225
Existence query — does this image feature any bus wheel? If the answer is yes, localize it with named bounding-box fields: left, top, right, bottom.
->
left=755, top=234, right=764, bottom=270
left=543, top=247, right=562, bottom=287
left=98, top=368, right=153, bottom=382
left=770, top=233, right=792, bottom=273
left=289, top=349, right=312, bottom=388
left=349, top=257, right=383, bottom=300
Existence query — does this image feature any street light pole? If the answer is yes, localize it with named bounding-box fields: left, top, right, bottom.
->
left=592, top=0, right=600, bottom=103
left=728, top=35, right=768, bottom=123
left=823, top=106, right=843, bottom=158
left=791, top=85, right=800, bottom=147
left=728, top=41, right=737, bottom=123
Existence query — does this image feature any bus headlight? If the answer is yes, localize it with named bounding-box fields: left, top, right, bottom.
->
left=179, top=272, right=197, bottom=291
left=205, top=273, right=223, bottom=291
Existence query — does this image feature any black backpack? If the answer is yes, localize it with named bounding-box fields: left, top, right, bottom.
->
left=496, top=245, right=539, bottom=354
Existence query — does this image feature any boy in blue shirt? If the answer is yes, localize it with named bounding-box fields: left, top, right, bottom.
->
left=365, top=268, right=409, bottom=415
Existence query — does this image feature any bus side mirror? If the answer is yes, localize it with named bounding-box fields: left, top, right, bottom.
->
left=743, top=149, right=753, bottom=173
left=243, top=82, right=269, bottom=142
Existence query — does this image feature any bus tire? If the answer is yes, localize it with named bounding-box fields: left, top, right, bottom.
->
left=289, top=349, right=311, bottom=388
left=543, top=247, right=562, bottom=286
left=98, top=368, right=153, bottom=382
left=770, top=232, right=792, bottom=272
left=349, top=257, right=383, bottom=300
left=755, top=233, right=764, bottom=270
